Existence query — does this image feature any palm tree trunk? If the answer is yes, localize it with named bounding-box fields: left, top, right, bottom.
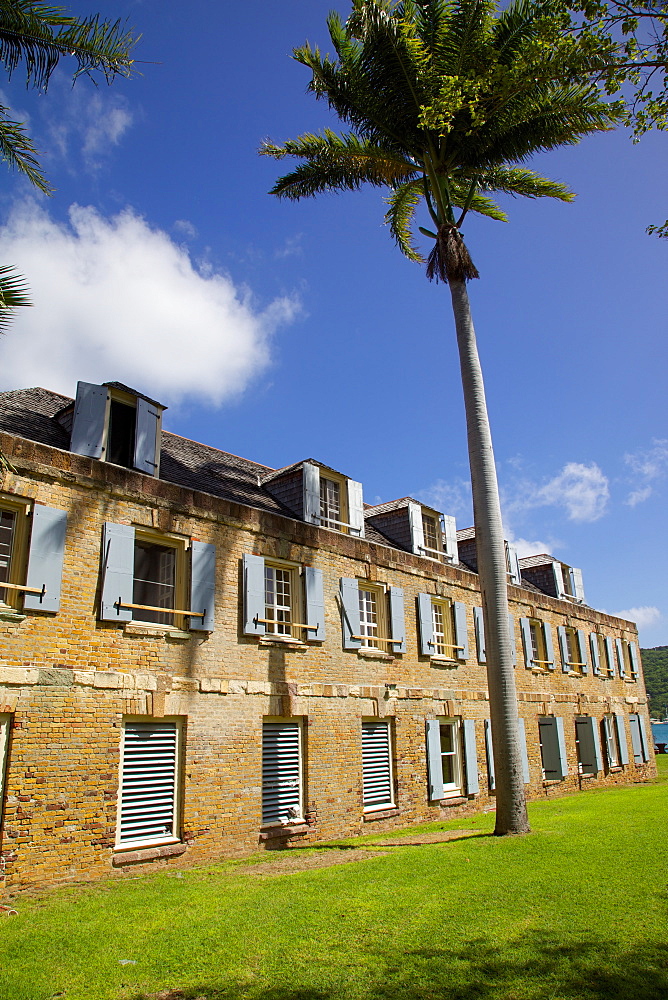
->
left=449, top=279, right=530, bottom=835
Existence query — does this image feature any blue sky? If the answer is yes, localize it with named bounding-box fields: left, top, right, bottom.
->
left=0, top=0, right=665, bottom=645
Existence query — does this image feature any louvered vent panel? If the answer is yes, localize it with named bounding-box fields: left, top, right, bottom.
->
left=362, top=720, right=393, bottom=807
left=119, top=721, right=178, bottom=845
left=262, top=722, right=301, bottom=825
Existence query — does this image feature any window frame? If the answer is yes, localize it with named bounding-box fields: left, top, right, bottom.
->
left=436, top=717, right=463, bottom=798
left=530, top=619, right=548, bottom=665
left=319, top=472, right=350, bottom=532
left=361, top=717, right=395, bottom=812
left=0, top=497, right=29, bottom=611
left=597, top=633, right=612, bottom=676
left=602, top=713, right=621, bottom=768
left=357, top=582, right=390, bottom=650
left=261, top=716, right=305, bottom=827
left=132, top=528, right=188, bottom=629
left=263, top=559, right=304, bottom=641
left=430, top=597, right=457, bottom=659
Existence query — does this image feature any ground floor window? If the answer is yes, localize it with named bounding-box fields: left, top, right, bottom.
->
left=362, top=719, right=394, bottom=810
left=601, top=714, right=628, bottom=768
left=575, top=716, right=602, bottom=775
left=262, top=719, right=304, bottom=825
left=0, top=713, right=10, bottom=824
left=117, top=718, right=182, bottom=849
left=538, top=716, right=568, bottom=780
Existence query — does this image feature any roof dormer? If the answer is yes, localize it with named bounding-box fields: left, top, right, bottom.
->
left=518, top=554, right=586, bottom=603
left=263, top=459, right=365, bottom=537
left=365, top=498, right=457, bottom=562
left=455, top=528, right=521, bottom=584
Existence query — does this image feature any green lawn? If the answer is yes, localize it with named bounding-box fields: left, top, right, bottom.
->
left=1, top=759, right=667, bottom=1000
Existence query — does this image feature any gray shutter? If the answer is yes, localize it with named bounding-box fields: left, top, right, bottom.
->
left=119, top=720, right=179, bottom=845
left=484, top=719, right=495, bottom=790
left=347, top=479, right=365, bottom=537
left=362, top=720, right=393, bottom=808
left=70, top=381, right=109, bottom=459
left=340, top=577, right=361, bottom=649
left=520, top=617, right=532, bottom=667
left=100, top=522, right=134, bottom=622
left=637, top=714, right=649, bottom=762
left=543, top=622, right=555, bottom=669
left=243, top=553, right=266, bottom=635
left=442, top=515, right=458, bottom=562
left=517, top=717, right=530, bottom=783
left=602, top=716, right=615, bottom=766
left=615, top=714, right=629, bottom=765
left=539, top=718, right=561, bottom=779
left=507, top=615, right=516, bottom=666
left=426, top=719, right=444, bottom=800
left=473, top=607, right=486, bottom=663
left=576, top=717, right=601, bottom=774
left=629, top=715, right=643, bottom=763
left=262, top=721, right=302, bottom=825
left=571, top=567, right=585, bottom=602
left=552, top=562, right=566, bottom=598
left=589, top=633, right=601, bottom=676
left=628, top=641, right=640, bottom=679
left=417, top=593, right=434, bottom=656
left=605, top=636, right=615, bottom=677
left=453, top=602, right=468, bottom=661
left=303, top=462, right=320, bottom=525
left=304, top=566, right=325, bottom=641
left=408, top=502, right=424, bottom=555
left=615, top=638, right=626, bottom=678
left=190, top=541, right=215, bottom=632
left=558, top=625, right=570, bottom=672
left=134, top=396, right=160, bottom=476
left=463, top=719, right=479, bottom=794
left=577, top=630, right=588, bottom=674
left=0, top=713, right=10, bottom=826
left=24, top=505, right=67, bottom=613
left=555, top=717, right=568, bottom=776
left=388, top=586, right=406, bottom=653
left=507, top=544, right=522, bottom=585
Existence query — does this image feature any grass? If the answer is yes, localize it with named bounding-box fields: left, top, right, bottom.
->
left=1, top=757, right=667, bottom=1000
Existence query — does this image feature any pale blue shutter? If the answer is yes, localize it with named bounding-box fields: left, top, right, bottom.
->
left=304, top=566, right=325, bottom=641
left=637, top=714, right=649, bottom=762
left=602, top=716, right=615, bottom=766
left=388, top=586, right=406, bottom=653
left=508, top=615, right=516, bottom=666
left=190, top=541, right=215, bottom=631
left=517, top=717, right=530, bottom=783
left=605, top=636, right=615, bottom=677
left=347, top=479, right=365, bottom=537
left=555, top=717, right=568, bottom=776
left=543, top=622, right=555, bottom=669
left=417, top=593, right=434, bottom=656
left=426, top=719, right=444, bottom=800
left=615, top=714, right=629, bottom=765
left=70, top=381, right=109, bottom=459
left=134, top=396, right=160, bottom=476
left=628, top=642, right=640, bottom=679
left=463, top=719, right=479, bottom=794
left=629, top=715, right=643, bottom=763
left=507, top=544, right=522, bottom=585
left=340, top=577, right=361, bottom=649
left=362, top=720, right=393, bottom=807
left=442, top=515, right=458, bottom=562
left=558, top=625, right=570, bottom=673
left=303, top=462, right=320, bottom=524
left=615, top=638, right=626, bottom=678
left=24, top=505, right=67, bottom=613
left=453, top=602, right=468, bottom=661
left=577, top=630, right=588, bottom=674
left=473, top=607, right=486, bottom=663
left=243, top=553, right=266, bottom=635
left=539, top=718, right=560, bottom=779
left=576, top=717, right=601, bottom=774
left=100, top=522, right=134, bottom=622
left=589, top=633, right=601, bottom=675
left=520, top=617, right=532, bottom=667
left=119, top=720, right=179, bottom=845
left=552, top=562, right=566, bottom=598
left=571, top=567, right=585, bottom=603
left=0, top=713, right=9, bottom=825
left=484, top=719, right=495, bottom=790
left=408, top=502, right=424, bottom=555
left=262, top=721, right=302, bottom=824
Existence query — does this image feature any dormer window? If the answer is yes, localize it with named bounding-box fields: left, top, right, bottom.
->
left=303, top=462, right=364, bottom=536
left=408, top=503, right=458, bottom=562
left=320, top=476, right=342, bottom=530
left=422, top=512, right=439, bottom=553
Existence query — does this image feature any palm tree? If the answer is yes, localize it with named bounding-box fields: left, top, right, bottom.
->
left=261, top=0, right=618, bottom=834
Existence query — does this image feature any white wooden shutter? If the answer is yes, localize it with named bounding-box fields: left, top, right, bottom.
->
left=262, top=721, right=302, bottom=825
left=388, top=586, right=406, bottom=653
left=552, top=562, right=566, bottom=598
left=362, top=720, right=393, bottom=808
left=637, top=714, right=649, bottom=762
left=243, top=553, right=265, bottom=635
left=426, top=719, right=444, bottom=800
left=408, top=502, right=424, bottom=555
left=100, top=522, right=134, bottom=622
left=571, top=567, right=585, bottom=602
left=347, top=479, right=365, bottom=537
left=118, top=720, right=179, bottom=846
left=70, top=381, right=109, bottom=459
left=417, top=593, right=434, bottom=656
left=473, top=607, right=486, bottom=663
left=517, top=717, right=530, bottom=783
left=506, top=544, right=522, bottom=585
left=442, top=515, right=458, bottom=562
left=302, top=462, right=320, bottom=524
left=484, top=719, right=495, bottom=790
left=304, top=566, right=326, bottom=641
left=134, top=397, right=161, bottom=476
left=24, top=505, right=67, bottom=613
left=190, top=541, right=215, bottom=632
left=615, top=714, right=629, bottom=765
left=0, top=713, right=10, bottom=826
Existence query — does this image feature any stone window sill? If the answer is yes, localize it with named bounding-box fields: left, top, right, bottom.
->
left=259, top=636, right=308, bottom=650
left=357, top=647, right=394, bottom=661
left=430, top=656, right=459, bottom=668
left=123, top=622, right=191, bottom=640
left=259, top=823, right=309, bottom=841
left=0, top=605, right=26, bottom=623
left=112, top=842, right=186, bottom=866
left=363, top=806, right=398, bottom=821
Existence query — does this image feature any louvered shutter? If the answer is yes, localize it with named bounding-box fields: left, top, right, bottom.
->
left=304, top=566, right=325, bottom=641
left=616, top=638, right=626, bottom=678
left=508, top=615, right=517, bottom=666
left=637, top=714, right=649, bottom=762
left=558, top=626, right=570, bottom=672
left=577, top=630, right=588, bottom=674
left=628, top=642, right=640, bottom=679
left=463, top=719, right=479, bottom=794
left=408, top=502, right=424, bottom=555
left=473, top=607, right=486, bottom=663
left=484, top=720, right=495, bottom=790
left=190, top=541, right=215, bottom=632
left=0, top=713, right=9, bottom=825
left=243, top=553, right=265, bottom=635
left=340, top=577, right=361, bottom=649
left=426, top=720, right=444, bottom=800
left=262, top=721, right=302, bottom=824
left=119, top=720, right=179, bottom=846
left=442, top=515, right=458, bottom=562
left=552, top=562, right=566, bottom=598
left=517, top=717, right=530, bottom=783
left=347, top=479, right=365, bottom=537
left=302, top=462, right=320, bottom=524
left=134, top=396, right=161, bottom=476
left=520, top=617, right=532, bottom=667
left=362, top=720, right=393, bottom=808
left=589, top=633, right=601, bottom=675
left=575, top=716, right=601, bottom=775
left=543, top=622, right=555, bottom=669
left=571, top=567, right=585, bottom=602
left=417, top=593, right=434, bottom=656
left=388, top=586, right=406, bottom=653
left=615, top=714, right=629, bottom=765
left=24, top=505, right=67, bottom=613
left=453, top=602, right=468, bottom=661
left=70, top=381, right=109, bottom=459
left=507, top=544, right=522, bottom=585
left=605, top=636, right=615, bottom=677
left=100, top=522, right=134, bottom=622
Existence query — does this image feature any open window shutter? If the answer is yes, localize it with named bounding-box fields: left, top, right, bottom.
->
left=388, top=586, right=406, bottom=653
left=426, top=719, right=444, bottom=800
left=340, top=577, right=361, bottom=649
left=442, top=515, right=458, bottom=562
left=408, top=502, right=424, bottom=555
left=543, top=622, right=555, bottom=669
left=576, top=717, right=601, bottom=774
left=302, top=462, right=320, bottom=524
left=134, top=397, right=161, bottom=476
left=119, top=720, right=179, bottom=846
left=602, top=716, right=614, bottom=767
left=189, top=541, right=215, bottom=632
left=243, top=553, right=265, bottom=635
left=605, top=636, right=615, bottom=677
left=615, top=638, right=626, bottom=678
left=615, top=714, right=629, bottom=765
left=70, top=381, right=109, bottom=459
left=463, top=719, right=479, bottom=794
left=558, top=626, right=570, bottom=673
left=628, top=642, right=640, bottom=679
left=508, top=615, right=517, bottom=666
left=637, top=714, right=649, bottom=762
left=517, top=717, right=530, bottom=783
left=417, top=593, right=434, bottom=656
left=262, top=721, right=302, bottom=825
left=0, top=713, right=10, bottom=824
left=539, top=718, right=561, bottom=779
left=100, top=522, right=134, bottom=622
left=629, top=715, right=643, bottom=763
left=552, top=562, right=566, bottom=598
left=520, top=618, right=532, bottom=667
left=347, top=479, right=365, bottom=537
left=24, top=505, right=67, bottom=613
left=555, top=717, right=568, bottom=776
left=304, top=566, right=325, bottom=641
left=473, top=607, right=486, bottom=663
left=453, top=602, right=468, bottom=661
left=589, top=633, right=601, bottom=676
left=484, top=720, right=495, bottom=790
left=577, top=630, right=588, bottom=674
left=507, top=544, right=522, bottom=585
left=571, top=567, right=585, bottom=602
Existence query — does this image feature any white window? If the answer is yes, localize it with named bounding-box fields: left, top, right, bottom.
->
left=427, top=718, right=479, bottom=799
left=0, top=713, right=10, bottom=825
left=362, top=719, right=394, bottom=810
left=243, top=554, right=324, bottom=642
left=431, top=598, right=456, bottom=658
left=320, top=476, right=342, bottom=530
left=436, top=719, right=462, bottom=795
left=117, top=718, right=182, bottom=849
left=262, top=719, right=304, bottom=825
left=359, top=584, right=382, bottom=647
left=264, top=563, right=295, bottom=637
left=602, top=714, right=623, bottom=768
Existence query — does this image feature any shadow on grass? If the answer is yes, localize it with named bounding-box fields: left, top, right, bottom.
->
left=130, top=932, right=668, bottom=1000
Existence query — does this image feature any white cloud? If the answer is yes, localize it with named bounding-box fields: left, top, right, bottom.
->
left=507, top=536, right=555, bottom=559
left=0, top=200, right=300, bottom=406
left=173, top=219, right=198, bottom=241
left=81, top=100, right=132, bottom=158
left=505, top=462, right=610, bottom=524
left=611, top=606, right=661, bottom=629
left=625, top=486, right=653, bottom=507
left=624, top=439, right=668, bottom=505
left=416, top=476, right=472, bottom=519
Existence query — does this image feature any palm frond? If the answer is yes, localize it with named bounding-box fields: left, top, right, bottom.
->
left=0, top=104, right=51, bottom=192
left=384, top=178, right=424, bottom=261
left=475, top=166, right=574, bottom=201
left=0, top=265, right=32, bottom=335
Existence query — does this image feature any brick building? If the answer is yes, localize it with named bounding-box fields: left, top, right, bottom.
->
left=0, top=381, right=654, bottom=890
